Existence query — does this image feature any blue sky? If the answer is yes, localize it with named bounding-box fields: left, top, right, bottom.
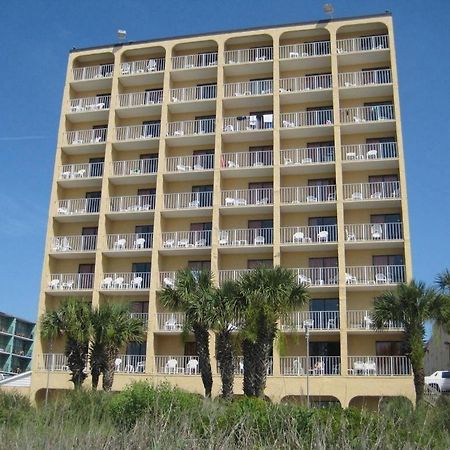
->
left=0, top=0, right=449, bottom=321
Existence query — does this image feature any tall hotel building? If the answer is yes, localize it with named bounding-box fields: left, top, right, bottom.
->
left=32, top=13, right=414, bottom=407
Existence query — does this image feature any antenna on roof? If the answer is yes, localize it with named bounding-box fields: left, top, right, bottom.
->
left=117, top=29, right=127, bottom=41
left=323, top=3, right=334, bottom=19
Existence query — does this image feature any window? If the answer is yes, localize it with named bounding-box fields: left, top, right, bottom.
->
left=371, top=214, right=402, bottom=240
left=306, top=106, right=333, bottom=125
left=187, top=260, right=211, bottom=271
left=140, top=153, right=158, bottom=173
left=195, top=115, right=215, bottom=134
left=190, top=222, right=212, bottom=246
left=247, top=259, right=273, bottom=269
left=78, top=264, right=94, bottom=289
left=191, top=185, right=213, bottom=207
left=376, top=341, right=404, bottom=356
left=126, top=341, right=146, bottom=356
left=309, top=257, right=338, bottom=284
left=368, top=174, right=399, bottom=198
left=137, top=188, right=156, bottom=209
left=131, top=301, right=148, bottom=314
left=442, top=372, right=450, bottom=379
left=85, top=191, right=101, bottom=213
left=249, top=78, right=273, bottom=95
left=249, top=110, right=273, bottom=129
left=248, top=219, right=273, bottom=244
left=196, top=83, right=216, bottom=100
left=361, top=67, right=391, bottom=85
left=142, top=120, right=161, bottom=137
left=193, top=149, right=214, bottom=169
left=132, top=262, right=150, bottom=288
left=96, top=93, right=111, bottom=109
left=306, top=141, right=334, bottom=162
left=308, top=216, right=337, bottom=242
left=308, top=341, right=340, bottom=375
left=92, top=124, right=107, bottom=142
left=135, top=225, right=153, bottom=248
left=145, top=88, right=163, bottom=104
left=372, top=255, right=404, bottom=282
left=89, top=157, right=104, bottom=177
left=364, top=101, right=393, bottom=120
left=184, top=342, right=197, bottom=356
left=249, top=145, right=273, bottom=166
left=305, top=72, right=331, bottom=89
left=309, top=298, right=339, bottom=329
left=366, top=137, right=397, bottom=159
left=307, top=178, right=336, bottom=202
left=81, top=227, right=97, bottom=251
left=360, top=35, right=388, bottom=51
left=248, top=181, right=273, bottom=204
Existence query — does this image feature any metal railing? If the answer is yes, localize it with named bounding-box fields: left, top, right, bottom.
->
left=50, top=235, right=97, bottom=253
left=339, top=69, right=392, bottom=87
left=223, top=79, right=273, bottom=97
left=223, top=115, right=273, bottom=132
left=130, top=313, right=149, bottom=327
left=163, top=191, right=213, bottom=209
left=218, top=228, right=273, bottom=247
left=342, top=142, right=397, bottom=160
left=161, top=230, right=212, bottom=249
left=159, top=272, right=177, bottom=289
left=65, top=128, right=107, bottom=145
left=222, top=150, right=273, bottom=168
left=281, top=225, right=337, bottom=244
left=166, top=154, right=214, bottom=172
left=156, top=313, right=186, bottom=331
left=279, top=41, right=331, bottom=59
left=340, top=104, right=394, bottom=123
left=289, top=267, right=339, bottom=286
left=170, top=85, right=217, bottom=102
left=336, top=35, right=389, bottom=54
left=115, top=124, right=161, bottom=141
left=100, top=272, right=151, bottom=290
left=106, top=233, right=153, bottom=250
left=112, top=158, right=158, bottom=177
left=344, top=222, right=403, bottom=242
left=69, top=95, right=110, bottom=112
left=280, top=74, right=332, bottom=92
left=231, top=356, right=273, bottom=376
left=60, top=162, right=103, bottom=180
left=347, top=310, right=403, bottom=331
left=219, top=270, right=251, bottom=284
left=280, top=311, right=340, bottom=331
left=118, top=90, right=163, bottom=108
left=345, top=265, right=406, bottom=285
left=280, top=110, right=333, bottom=128
left=343, top=181, right=400, bottom=201
left=224, top=46, right=273, bottom=64
left=167, top=118, right=215, bottom=136
left=108, top=195, right=156, bottom=212
left=221, top=188, right=273, bottom=207
left=115, top=355, right=146, bottom=373
left=120, top=58, right=165, bottom=75
left=280, top=185, right=336, bottom=204
left=171, top=52, right=218, bottom=70
left=47, top=273, right=94, bottom=291
left=281, top=146, right=335, bottom=165
left=280, top=356, right=340, bottom=376
left=155, top=355, right=201, bottom=375
left=57, top=198, right=100, bottom=215
left=39, top=353, right=69, bottom=371
left=348, top=356, right=411, bottom=376
left=72, top=64, right=114, bottom=81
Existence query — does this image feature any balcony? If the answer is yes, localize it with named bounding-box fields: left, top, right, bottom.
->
left=71, top=64, right=114, bottom=91
left=336, top=34, right=389, bottom=64
left=218, top=269, right=250, bottom=284
left=105, top=233, right=153, bottom=256
left=114, top=124, right=160, bottom=150
left=343, top=181, right=400, bottom=208
left=162, top=191, right=213, bottom=217
left=280, top=110, right=333, bottom=138
left=289, top=267, right=339, bottom=290
left=347, top=310, right=403, bottom=332
left=166, top=119, right=215, bottom=146
left=279, top=40, right=331, bottom=70
left=218, top=228, right=273, bottom=253
left=115, top=354, right=146, bottom=373
left=130, top=313, right=148, bottom=330
left=63, top=128, right=107, bottom=154
left=47, top=273, right=94, bottom=295
left=107, top=195, right=155, bottom=220
left=281, top=146, right=335, bottom=175
left=280, top=356, right=340, bottom=376
left=155, top=355, right=200, bottom=375
left=99, top=272, right=151, bottom=294
left=341, top=142, right=398, bottom=170
left=344, top=222, right=403, bottom=249
left=38, top=353, right=69, bottom=371
left=340, top=105, right=395, bottom=134
left=160, top=230, right=211, bottom=255
left=119, top=58, right=165, bottom=85
left=56, top=198, right=100, bottom=222
left=280, top=74, right=332, bottom=103
left=280, top=185, right=336, bottom=212
left=223, top=79, right=273, bottom=108
left=280, top=311, right=340, bottom=332
left=348, top=356, right=411, bottom=376
left=171, top=52, right=218, bottom=81
left=280, top=225, right=337, bottom=251
left=67, top=95, right=110, bottom=122
left=58, top=162, right=103, bottom=188
left=220, top=188, right=273, bottom=214
left=345, top=265, right=406, bottom=289
left=222, top=116, right=273, bottom=143
left=224, top=46, right=273, bottom=76
left=110, top=158, right=158, bottom=184
left=221, top=150, right=273, bottom=178
left=116, top=91, right=163, bottom=118
left=170, top=85, right=217, bottom=112
left=165, top=154, right=214, bottom=181
left=159, top=271, right=177, bottom=289
left=339, top=69, right=392, bottom=99
left=50, top=235, right=97, bottom=258
left=156, top=313, right=185, bottom=332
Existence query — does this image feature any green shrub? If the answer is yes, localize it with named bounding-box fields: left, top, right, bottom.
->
left=0, top=390, right=32, bottom=427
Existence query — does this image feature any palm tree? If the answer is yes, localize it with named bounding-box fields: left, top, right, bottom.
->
left=436, top=269, right=450, bottom=333
left=238, top=267, right=310, bottom=398
left=40, top=298, right=91, bottom=389
left=373, top=280, right=449, bottom=403
left=160, top=269, right=215, bottom=397
left=90, top=303, right=145, bottom=391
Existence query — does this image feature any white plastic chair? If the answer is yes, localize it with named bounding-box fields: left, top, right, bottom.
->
left=48, top=279, right=60, bottom=290
left=101, top=277, right=113, bottom=289
left=254, top=235, right=265, bottom=245
left=165, top=359, right=178, bottom=374
left=375, top=273, right=390, bottom=283
left=186, top=359, right=199, bottom=374
left=225, top=197, right=235, bottom=206
left=121, top=63, right=131, bottom=75
left=134, top=238, right=146, bottom=249
left=114, top=238, right=126, bottom=250
left=188, top=200, right=200, bottom=208
left=298, top=274, right=311, bottom=285
left=293, top=232, right=305, bottom=243
left=195, top=239, right=207, bottom=247
left=164, top=239, right=175, bottom=248
left=163, top=277, right=175, bottom=288
left=371, top=224, right=383, bottom=239
left=219, top=232, right=229, bottom=245
left=131, top=277, right=143, bottom=289
left=113, top=277, right=124, bottom=289
left=351, top=192, right=363, bottom=201
left=345, top=273, right=357, bottom=284
left=317, top=230, right=329, bottom=242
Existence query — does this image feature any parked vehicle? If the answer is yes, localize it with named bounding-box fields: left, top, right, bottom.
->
left=424, top=371, right=450, bottom=392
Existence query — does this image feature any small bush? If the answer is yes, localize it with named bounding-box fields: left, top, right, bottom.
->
left=0, top=390, right=32, bottom=427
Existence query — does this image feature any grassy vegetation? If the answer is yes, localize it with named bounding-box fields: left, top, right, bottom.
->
left=1, top=384, right=449, bottom=449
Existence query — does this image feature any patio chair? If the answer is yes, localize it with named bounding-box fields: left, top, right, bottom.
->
left=306, top=195, right=318, bottom=202
left=75, top=169, right=86, bottom=178
left=364, top=361, right=377, bottom=375
left=147, top=59, right=157, bottom=71
left=345, top=229, right=356, bottom=241
left=345, top=273, right=357, bottom=284
left=353, top=361, right=365, bottom=375
left=256, top=197, right=269, bottom=205
left=351, top=192, right=363, bottom=201
left=298, top=274, right=312, bottom=286
left=195, top=239, right=207, bottom=247
left=367, top=149, right=378, bottom=159
left=224, top=124, right=234, bottom=132
left=62, top=279, right=74, bottom=290
left=165, top=359, right=178, bottom=374
left=375, top=273, right=390, bottom=283
left=163, top=239, right=175, bottom=248
left=370, top=191, right=382, bottom=199
left=186, top=359, right=199, bottom=374
left=113, top=277, right=124, bottom=289
left=114, top=358, right=122, bottom=371
left=293, top=232, right=310, bottom=244
left=254, top=235, right=265, bottom=245
left=176, top=164, right=188, bottom=171
left=61, top=237, right=72, bottom=252
left=224, top=197, right=235, bottom=206
left=134, top=237, right=146, bottom=249
left=114, top=238, right=126, bottom=250
left=327, top=318, right=337, bottom=329
left=48, top=279, right=60, bottom=290
left=317, top=230, right=329, bottom=242
left=371, top=224, right=383, bottom=239
left=101, top=277, right=113, bottom=289
left=177, top=239, right=189, bottom=248
left=164, top=316, right=179, bottom=331
left=292, top=358, right=304, bottom=375
left=163, top=277, right=175, bottom=288
left=282, top=120, right=295, bottom=128
left=284, top=157, right=293, bottom=165
left=121, top=63, right=131, bottom=75
left=363, top=315, right=374, bottom=329
left=131, top=276, right=143, bottom=289
left=312, top=361, right=324, bottom=375
left=188, top=200, right=200, bottom=208
left=219, top=232, right=229, bottom=245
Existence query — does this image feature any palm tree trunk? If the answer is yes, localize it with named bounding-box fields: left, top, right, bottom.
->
left=193, top=325, right=213, bottom=397
left=102, top=348, right=117, bottom=392
left=412, top=364, right=425, bottom=403
left=216, top=330, right=234, bottom=400
left=66, top=340, right=88, bottom=389
left=253, top=340, right=271, bottom=398
left=408, top=328, right=426, bottom=404
left=242, top=339, right=256, bottom=396
left=91, top=366, right=100, bottom=390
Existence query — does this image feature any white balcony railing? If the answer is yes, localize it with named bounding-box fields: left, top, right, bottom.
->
left=280, top=185, right=336, bottom=204
left=115, top=355, right=146, bottom=373
left=69, top=95, right=110, bottom=113
left=100, top=272, right=151, bottom=290
left=112, top=158, right=158, bottom=177
left=340, top=104, right=394, bottom=123
left=281, top=225, right=337, bottom=244
left=280, top=311, right=340, bottom=332
left=221, top=188, right=273, bottom=207
left=342, top=142, right=397, bottom=161
left=108, top=195, right=155, bottom=213
left=344, top=222, right=403, bottom=242
left=339, top=69, right=392, bottom=88
left=225, top=46, right=273, bottom=64
left=289, top=267, right=339, bottom=286
left=165, top=154, right=214, bottom=172
left=281, top=146, right=335, bottom=165
left=118, top=90, right=163, bottom=108
left=218, top=228, right=273, bottom=247
left=106, top=233, right=153, bottom=251
left=345, top=265, right=406, bottom=285
left=223, top=115, right=273, bottom=132
left=130, top=313, right=149, bottom=328
left=159, top=272, right=177, bottom=289
left=280, top=74, right=332, bottom=93
left=167, top=118, right=215, bottom=137
left=156, top=313, right=186, bottom=331
left=115, top=124, right=160, bottom=141
left=219, top=269, right=251, bottom=284
left=47, top=273, right=94, bottom=291
left=171, top=52, right=218, bottom=70
left=163, top=191, right=213, bottom=210
left=72, top=64, right=114, bottom=81
left=50, top=235, right=97, bottom=253
left=337, top=35, right=389, bottom=54
left=120, top=58, right=165, bottom=75
left=222, top=150, right=273, bottom=169
left=60, top=162, right=103, bottom=180
left=223, top=79, right=273, bottom=97
left=161, top=230, right=211, bottom=249
left=343, top=181, right=400, bottom=201
left=347, top=310, right=403, bottom=331
left=348, top=356, right=411, bottom=376
left=280, top=356, right=340, bottom=376
left=155, top=355, right=200, bottom=375
left=230, top=356, right=273, bottom=376
left=170, top=85, right=217, bottom=103
left=65, top=128, right=107, bottom=145
left=280, top=110, right=333, bottom=128
left=39, top=353, right=69, bottom=371
left=57, top=198, right=100, bottom=215
left=279, top=41, right=331, bottom=59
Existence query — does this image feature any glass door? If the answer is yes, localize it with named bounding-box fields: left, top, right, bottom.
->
left=191, top=185, right=213, bottom=207
left=135, top=225, right=153, bottom=248
left=132, top=262, right=151, bottom=288
left=81, top=226, right=97, bottom=251
left=248, top=219, right=273, bottom=244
